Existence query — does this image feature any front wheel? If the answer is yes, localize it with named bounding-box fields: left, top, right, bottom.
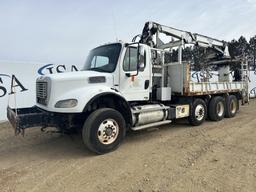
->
left=82, top=108, right=126, bottom=154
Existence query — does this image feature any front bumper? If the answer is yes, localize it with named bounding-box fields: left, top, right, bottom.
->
left=7, top=106, right=63, bottom=135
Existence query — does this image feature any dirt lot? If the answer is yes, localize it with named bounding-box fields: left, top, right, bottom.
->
left=0, top=100, right=256, bottom=192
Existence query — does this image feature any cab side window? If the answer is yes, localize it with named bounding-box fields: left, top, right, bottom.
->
left=123, top=47, right=138, bottom=71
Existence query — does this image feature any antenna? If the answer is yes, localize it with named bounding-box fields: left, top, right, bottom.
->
left=111, top=8, right=118, bottom=42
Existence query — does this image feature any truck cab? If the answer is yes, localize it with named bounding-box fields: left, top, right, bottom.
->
left=36, top=42, right=152, bottom=115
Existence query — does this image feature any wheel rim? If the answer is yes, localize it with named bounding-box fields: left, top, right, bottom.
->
left=230, top=100, right=237, bottom=114
left=216, top=101, right=224, bottom=117
left=97, top=119, right=119, bottom=145
left=195, top=104, right=205, bottom=121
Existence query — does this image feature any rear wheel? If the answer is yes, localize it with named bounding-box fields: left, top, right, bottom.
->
left=225, top=95, right=238, bottom=118
left=208, top=96, right=225, bottom=121
left=82, top=108, right=126, bottom=154
left=188, top=99, right=207, bottom=126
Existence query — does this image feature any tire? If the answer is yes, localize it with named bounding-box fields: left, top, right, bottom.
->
left=237, top=98, right=240, bottom=112
left=208, top=96, right=225, bottom=121
left=82, top=108, right=126, bottom=154
left=225, top=95, right=238, bottom=118
left=188, top=99, right=207, bottom=126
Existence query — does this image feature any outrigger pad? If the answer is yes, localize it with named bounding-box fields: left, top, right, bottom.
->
left=7, top=106, right=47, bottom=135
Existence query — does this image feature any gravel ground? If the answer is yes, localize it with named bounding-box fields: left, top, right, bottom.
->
left=0, top=100, right=256, bottom=192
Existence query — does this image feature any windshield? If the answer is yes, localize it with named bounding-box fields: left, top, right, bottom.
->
left=83, top=43, right=122, bottom=73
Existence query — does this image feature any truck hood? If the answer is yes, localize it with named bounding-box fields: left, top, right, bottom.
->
left=39, top=70, right=114, bottom=82
left=36, top=70, right=118, bottom=113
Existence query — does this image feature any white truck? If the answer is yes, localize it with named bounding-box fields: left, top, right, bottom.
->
left=7, top=22, right=249, bottom=154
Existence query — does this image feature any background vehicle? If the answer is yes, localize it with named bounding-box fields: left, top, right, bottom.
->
left=7, top=22, right=249, bottom=154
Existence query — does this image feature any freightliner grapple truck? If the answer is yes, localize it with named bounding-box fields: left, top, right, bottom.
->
left=7, top=22, right=249, bottom=154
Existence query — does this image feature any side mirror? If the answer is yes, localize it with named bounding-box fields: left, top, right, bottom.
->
left=138, top=45, right=145, bottom=71
left=124, top=43, right=146, bottom=77
left=139, top=44, right=145, bottom=56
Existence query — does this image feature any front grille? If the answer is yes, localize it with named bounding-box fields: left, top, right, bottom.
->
left=36, top=81, right=48, bottom=105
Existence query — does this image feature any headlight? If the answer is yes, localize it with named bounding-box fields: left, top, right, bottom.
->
left=55, top=99, right=78, bottom=108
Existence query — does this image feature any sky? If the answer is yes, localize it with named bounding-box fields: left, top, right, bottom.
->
left=0, top=0, right=256, bottom=66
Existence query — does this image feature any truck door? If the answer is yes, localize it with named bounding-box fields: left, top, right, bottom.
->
left=119, top=45, right=150, bottom=101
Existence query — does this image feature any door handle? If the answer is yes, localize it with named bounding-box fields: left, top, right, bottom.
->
left=144, top=80, right=150, bottom=89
